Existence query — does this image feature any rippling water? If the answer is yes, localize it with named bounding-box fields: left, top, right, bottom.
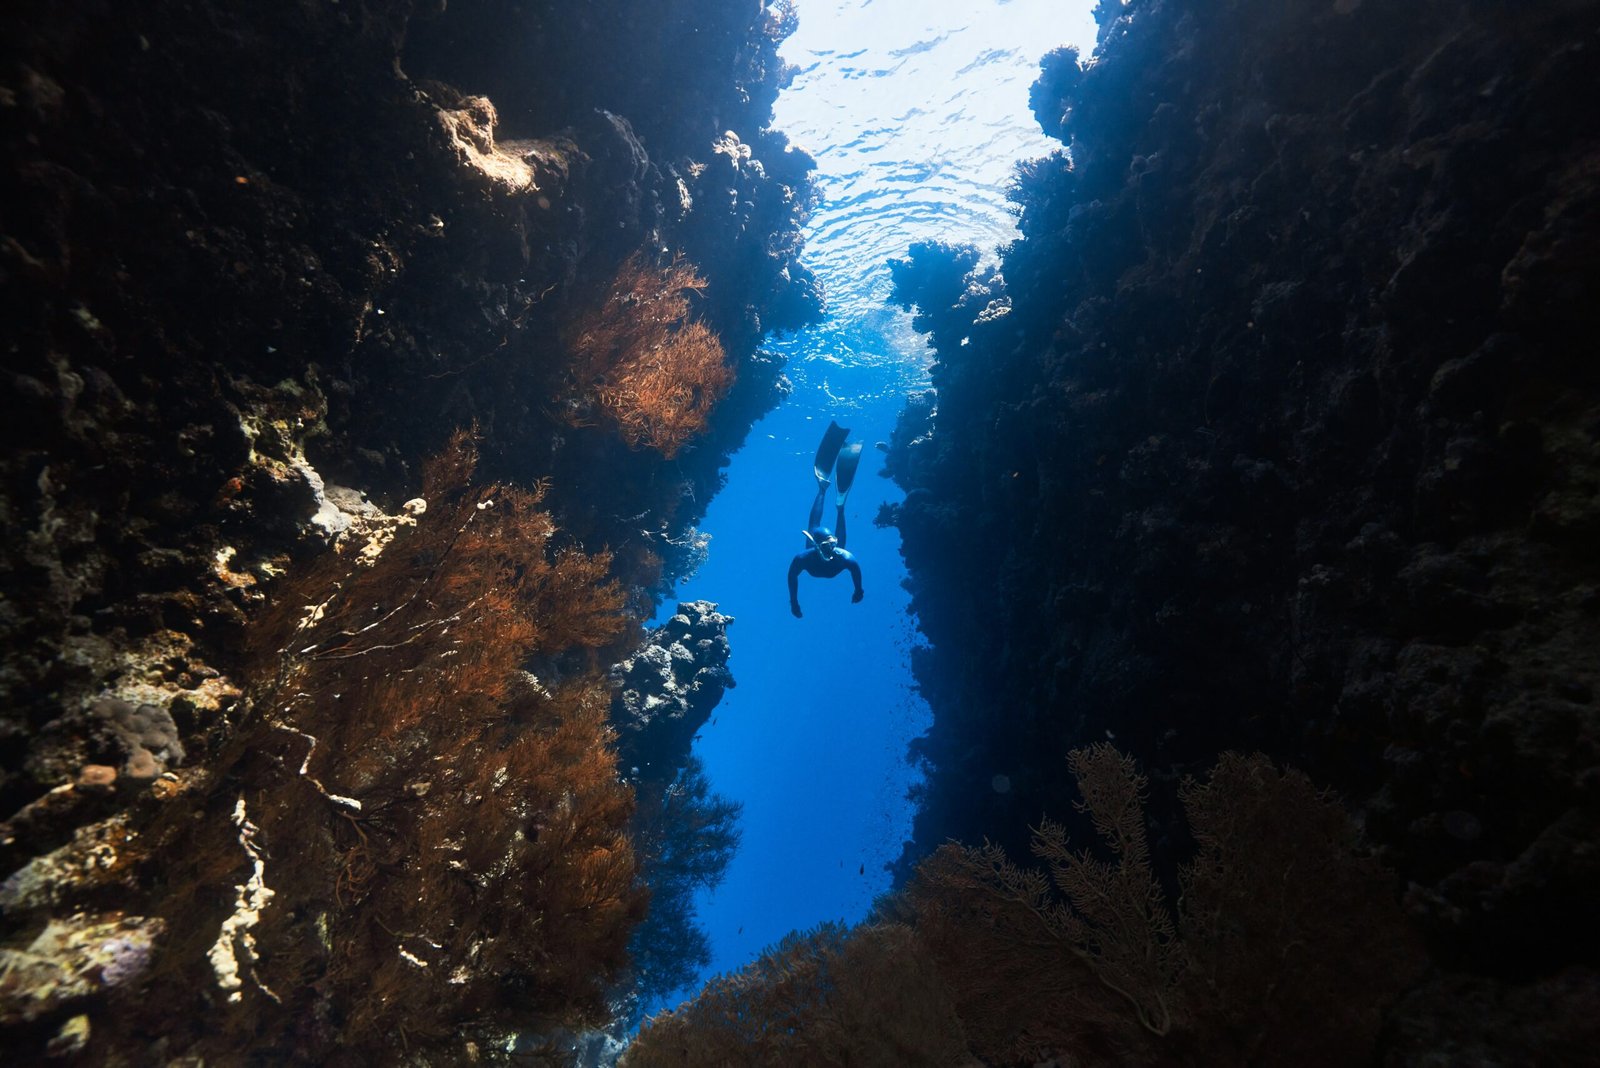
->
left=770, top=0, right=1094, bottom=398
left=659, top=0, right=1097, bottom=1016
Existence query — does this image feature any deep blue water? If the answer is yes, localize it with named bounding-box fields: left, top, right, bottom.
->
left=649, top=0, right=1097, bottom=1012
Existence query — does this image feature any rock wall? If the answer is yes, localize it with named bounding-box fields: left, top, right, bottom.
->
left=885, top=0, right=1599, bottom=1058
left=1, top=0, right=809, bottom=1061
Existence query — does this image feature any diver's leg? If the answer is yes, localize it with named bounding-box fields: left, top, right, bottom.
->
left=835, top=504, right=847, bottom=548
left=807, top=422, right=848, bottom=545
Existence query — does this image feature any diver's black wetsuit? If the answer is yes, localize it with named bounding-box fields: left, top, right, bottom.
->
left=788, top=435, right=864, bottom=618
left=787, top=536, right=863, bottom=618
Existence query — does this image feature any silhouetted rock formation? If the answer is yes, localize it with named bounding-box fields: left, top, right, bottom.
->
left=1, top=0, right=808, bottom=1061
left=611, top=601, right=735, bottom=784
left=885, top=0, right=1599, bottom=1060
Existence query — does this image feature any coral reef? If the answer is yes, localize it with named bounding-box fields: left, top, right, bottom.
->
left=883, top=0, right=1600, bottom=1059
left=55, top=436, right=649, bottom=1062
left=610, top=601, right=735, bottom=780
left=1, top=0, right=809, bottom=1061
left=629, top=747, right=1416, bottom=1067
left=608, top=602, right=740, bottom=1014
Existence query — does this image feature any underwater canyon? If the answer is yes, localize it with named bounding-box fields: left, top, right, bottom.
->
left=2, top=1, right=1597, bottom=1065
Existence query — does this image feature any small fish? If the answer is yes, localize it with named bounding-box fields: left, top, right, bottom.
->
left=858, top=864, right=864, bottom=875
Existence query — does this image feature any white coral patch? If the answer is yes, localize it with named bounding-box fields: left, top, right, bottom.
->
left=206, top=798, right=276, bottom=1004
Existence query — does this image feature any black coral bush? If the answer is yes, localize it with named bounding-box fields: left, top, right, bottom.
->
left=145, top=433, right=646, bottom=1062
left=910, top=745, right=1181, bottom=1063
left=622, top=921, right=969, bottom=1067
left=565, top=253, right=734, bottom=458
left=629, top=745, right=1422, bottom=1068
left=626, top=756, right=743, bottom=1008
left=911, top=744, right=1423, bottom=1066
left=1176, top=751, right=1423, bottom=1065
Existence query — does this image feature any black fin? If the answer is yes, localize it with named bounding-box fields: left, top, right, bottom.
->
left=834, top=442, right=863, bottom=505
left=813, top=420, right=851, bottom=481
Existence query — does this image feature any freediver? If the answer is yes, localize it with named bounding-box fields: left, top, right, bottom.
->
left=788, top=421, right=864, bottom=618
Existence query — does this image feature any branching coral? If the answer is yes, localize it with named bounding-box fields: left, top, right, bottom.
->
left=622, top=922, right=969, bottom=1067
left=141, top=432, right=647, bottom=1061
left=909, top=745, right=1423, bottom=1066
left=565, top=254, right=733, bottom=458
left=631, top=746, right=1422, bottom=1067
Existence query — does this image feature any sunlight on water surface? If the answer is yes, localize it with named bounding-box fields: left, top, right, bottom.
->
left=771, top=0, right=1095, bottom=399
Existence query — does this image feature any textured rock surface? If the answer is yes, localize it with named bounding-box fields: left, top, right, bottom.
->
left=0, top=912, right=164, bottom=1025
left=1, top=1, right=808, bottom=1061
left=605, top=603, right=740, bottom=1035
left=885, top=0, right=1599, bottom=1059
left=611, top=600, right=735, bottom=784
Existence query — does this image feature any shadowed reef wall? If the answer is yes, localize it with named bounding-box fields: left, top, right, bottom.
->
left=885, top=0, right=1598, bottom=1058
left=0, top=0, right=812, bottom=1061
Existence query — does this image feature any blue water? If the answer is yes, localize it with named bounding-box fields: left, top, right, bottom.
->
left=652, top=0, right=1097, bottom=1010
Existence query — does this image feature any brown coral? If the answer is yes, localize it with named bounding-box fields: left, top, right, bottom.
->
left=132, top=432, right=646, bottom=1061
left=565, top=254, right=734, bottom=458
left=632, top=746, right=1423, bottom=1067
left=623, top=922, right=969, bottom=1068
left=909, top=745, right=1424, bottom=1066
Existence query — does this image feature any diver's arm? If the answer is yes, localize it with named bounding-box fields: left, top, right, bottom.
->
left=845, top=558, right=863, bottom=603
left=787, top=555, right=804, bottom=617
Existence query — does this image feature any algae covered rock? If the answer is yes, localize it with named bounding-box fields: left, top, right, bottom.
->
left=0, top=912, right=164, bottom=1025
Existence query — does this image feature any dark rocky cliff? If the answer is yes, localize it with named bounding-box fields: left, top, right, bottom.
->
left=1, top=0, right=810, bottom=1061
left=886, top=0, right=1598, bottom=1058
